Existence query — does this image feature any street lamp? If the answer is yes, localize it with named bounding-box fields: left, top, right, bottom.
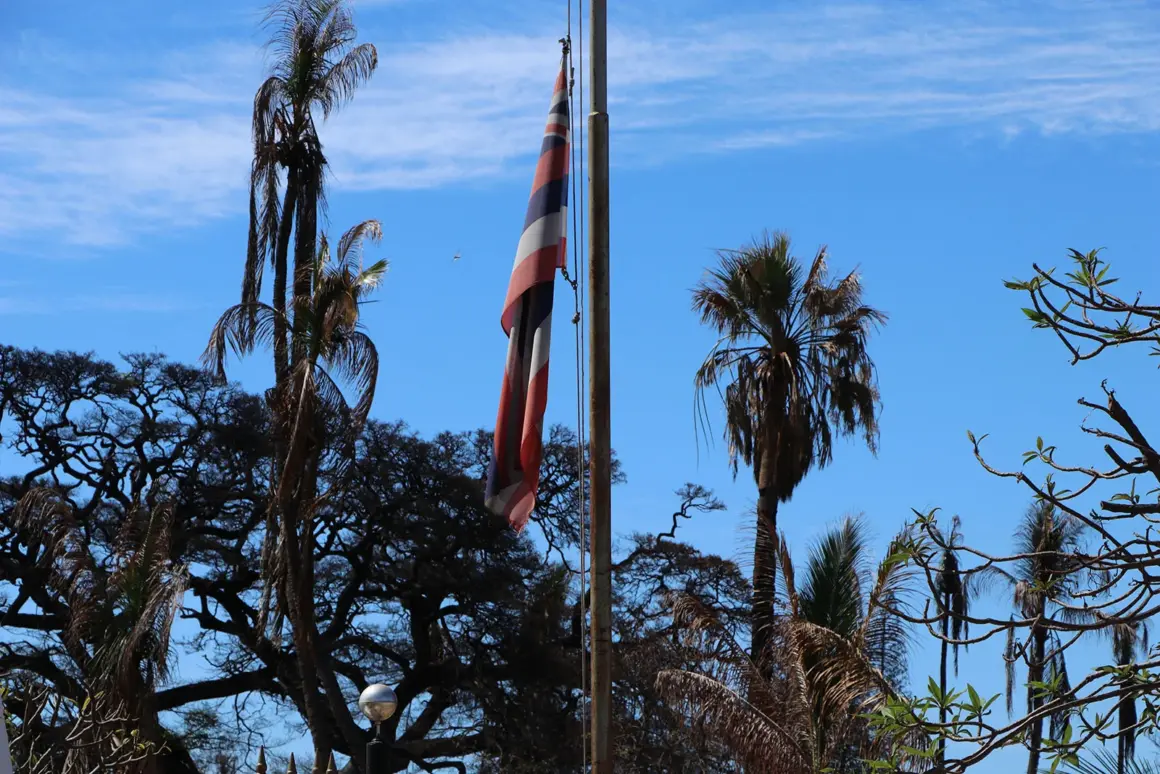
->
left=359, top=683, right=397, bottom=773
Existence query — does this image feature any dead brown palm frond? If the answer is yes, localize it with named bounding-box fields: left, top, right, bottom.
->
left=660, top=595, right=815, bottom=773
left=202, top=302, right=283, bottom=380
left=669, top=596, right=775, bottom=700
left=13, top=489, right=101, bottom=655
left=793, top=620, right=894, bottom=711
left=655, top=669, right=813, bottom=774
left=337, top=218, right=383, bottom=266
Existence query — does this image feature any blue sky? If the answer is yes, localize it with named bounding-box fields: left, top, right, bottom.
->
left=2, top=0, right=1160, bottom=769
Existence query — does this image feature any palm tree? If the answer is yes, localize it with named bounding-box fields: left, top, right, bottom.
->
left=205, top=219, right=386, bottom=764
left=1109, top=621, right=1150, bottom=774
left=241, top=0, right=377, bottom=386
left=989, top=502, right=1090, bottom=774
left=228, top=5, right=377, bottom=758
left=13, top=489, right=192, bottom=773
left=657, top=516, right=917, bottom=772
left=693, top=231, right=885, bottom=664
left=934, top=515, right=970, bottom=771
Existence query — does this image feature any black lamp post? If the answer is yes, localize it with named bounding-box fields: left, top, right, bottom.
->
left=358, top=683, right=397, bottom=774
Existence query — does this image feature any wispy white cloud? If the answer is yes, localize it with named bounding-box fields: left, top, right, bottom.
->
left=0, top=292, right=193, bottom=315
left=1, top=0, right=1158, bottom=247
left=0, top=41, right=259, bottom=247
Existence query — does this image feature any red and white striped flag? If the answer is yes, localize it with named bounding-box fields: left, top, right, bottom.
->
left=485, top=59, right=570, bottom=531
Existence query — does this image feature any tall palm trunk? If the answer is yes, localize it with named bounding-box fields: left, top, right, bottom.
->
left=253, top=148, right=331, bottom=762
left=283, top=162, right=330, bottom=764
left=752, top=430, right=780, bottom=668
left=278, top=387, right=330, bottom=765
left=938, top=599, right=950, bottom=772
left=273, top=174, right=297, bottom=385
left=1115, top=626, right=1138, bottom=774
left=1026, top=622, right=1047, bottom=774
left=291, top=168, right=320, bottom=365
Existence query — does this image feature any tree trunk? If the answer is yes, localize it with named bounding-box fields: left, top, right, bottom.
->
left=273, top=174, right=297, bottom=387
left=938, top=599, right=949, bottom=772
left=1026, top=623, right=1047, bottom=774
left=1117, top=685, right=1132, bottom=774
left=277, top=378, right=332, bottom=767
left=283, top=165, right=330, bottom=764
left=291, top=172, right=319, bottom=366
left=751, top=436, right=779, bottom=669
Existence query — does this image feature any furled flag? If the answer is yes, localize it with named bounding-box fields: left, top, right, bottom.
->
left=485, top=57, right=570, bottom=532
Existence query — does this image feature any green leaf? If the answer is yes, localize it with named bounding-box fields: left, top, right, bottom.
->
left=883, top=550, right=911, bottom=568
left=1022, top=307, right=1047, bottom=322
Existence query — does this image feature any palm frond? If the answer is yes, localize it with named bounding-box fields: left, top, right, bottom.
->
left=336, top=218, right=383, bottom=268
left=662, top=594, right=815, bottom=772
left=13, top=488, right=100, bottom=652
left=798, top=516, right=869, bottom=639
left=862, top=528, right=918, bottom=689
left=100, top=504, right=188, bottom=696
left=1063, top=747, right=1160, bottom=774
left=317, top=42, right=378, bottom=117
left=935, top=515, right=970, bottom=672
left=357, top=258, right=389, bottom=290
left=655, top=669, right=812, bottom=774
left=321, top=331, right=377, bottom=427
left=243, top=181, right=265, bottom=310
left=776, top=532, right=800, bottom=617
left=202, top=302, right=283, bottom=380
left=691, top=230, right=884, bottom=495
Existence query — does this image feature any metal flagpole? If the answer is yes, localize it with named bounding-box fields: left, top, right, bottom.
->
left=0, top=695, right=13, bottom=774
left=587, top=0, right=612, bottom=770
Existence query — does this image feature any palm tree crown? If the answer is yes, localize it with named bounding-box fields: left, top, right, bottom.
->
left=986, top=502, right=1091, bottom=774
left=242, top=0, right=378, bottom=374
left=693, top=230, right=885, bottom=492
left=207, top=219, right=386, bottom=440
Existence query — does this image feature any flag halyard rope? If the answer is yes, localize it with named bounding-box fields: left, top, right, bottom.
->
left=561, top=3, right=590, bottom=768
